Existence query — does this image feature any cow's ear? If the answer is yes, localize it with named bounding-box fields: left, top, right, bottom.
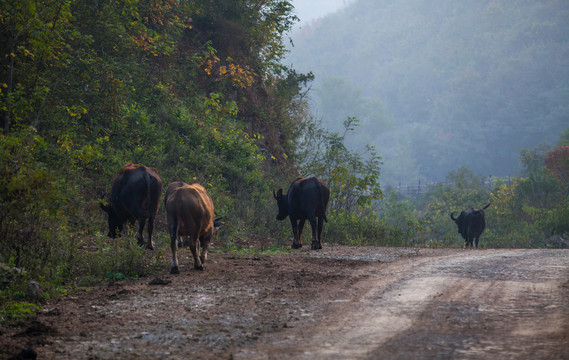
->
left=276, top=189, right=283, bottom=198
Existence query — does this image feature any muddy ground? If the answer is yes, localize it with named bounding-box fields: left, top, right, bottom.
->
left=1, top=245, right=569, bottom=359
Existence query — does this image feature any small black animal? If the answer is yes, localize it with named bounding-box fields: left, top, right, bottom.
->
left=450, top=203, right=491, bottom=248
left=274, top=177, right=330, bottom=250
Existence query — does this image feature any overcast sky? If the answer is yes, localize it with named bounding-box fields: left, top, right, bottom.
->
left=291, top=0, right=354, bottom=24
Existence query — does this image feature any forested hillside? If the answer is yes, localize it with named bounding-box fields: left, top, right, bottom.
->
left=1, top=0, right=387, bottom=321
left=0, top=0, right=304, bottom=312
left=287, top=0, right=569, bottom=183
left=1, top=0, right=307, bottom=244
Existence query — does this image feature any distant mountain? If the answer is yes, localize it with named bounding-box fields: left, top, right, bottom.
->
left=286, top=0, right=569, bottom=183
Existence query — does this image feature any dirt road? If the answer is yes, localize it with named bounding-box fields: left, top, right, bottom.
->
left=2, top=246, right=569, bottom=359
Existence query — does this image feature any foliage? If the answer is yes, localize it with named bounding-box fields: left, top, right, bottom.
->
left=405, top=144, right=569, bottom=248
left=0, top=0, right=313, bottom=324
left=0, top=301, right=39, bottom=324
left=297, top=116, right=382, bottom=213
left=323, top=209, right=388, bottom=246
left=558, top=128, right=569, bottom=146
left=518, top=146, right=562, bottom=209
left=0, top=132, right=69, bottom=271
left=413, top=167, right=492, bottom=247
left=75, top=233, right=167, bottom=284
left=545, top=145, right=569, bottom=187
left=377, top=190, right=421, bottom=244
left=289, top=115, right=384, bottom=245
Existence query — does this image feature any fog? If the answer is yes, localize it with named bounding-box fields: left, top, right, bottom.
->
left=291, top=0, right=353, bottom=24
left=286, top=0, right=569, bottom=186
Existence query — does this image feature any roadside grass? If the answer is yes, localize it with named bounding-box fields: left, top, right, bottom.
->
left=0, top=231, right=294, bottom=326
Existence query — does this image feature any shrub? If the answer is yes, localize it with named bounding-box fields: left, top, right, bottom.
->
left=323, top=209, right=390, bottom=246
left=0, top=133, right=69, bottom=273
left=74, top=233, right=167, bottom=284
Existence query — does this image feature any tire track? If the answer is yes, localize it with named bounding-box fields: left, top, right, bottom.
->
left=239, top=249, right=569, bottom=360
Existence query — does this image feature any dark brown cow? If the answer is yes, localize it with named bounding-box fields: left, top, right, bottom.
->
left=274, top=177, right=330, bottom=250
left=100, top=163, right=162, bottom=250
left=165, top=182, right=221, bottom=274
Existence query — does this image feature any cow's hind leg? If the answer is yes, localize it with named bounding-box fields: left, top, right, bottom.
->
left=290, top=218, right=302, bottom=249
left=308, top=216, right=320, bottom=250
left=136, top=217, right=146, bottom=247
left=199, top=233, right=212, bottom=265
left=146, top=215, right=155, bottom=250
left=316, top=216, right=324, bottom=250
left=168, top=221, right=180, bottom=274
left=297, top=219, right=306, bottom=248
left=189, top=230, right=203, bottom=270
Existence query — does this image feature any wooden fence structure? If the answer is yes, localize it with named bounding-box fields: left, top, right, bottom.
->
left=392, top=177, right=513, bottom=198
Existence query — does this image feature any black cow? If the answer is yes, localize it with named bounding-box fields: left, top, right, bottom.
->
left=100, top=163, right=162, bottom=250
left=450, top=203, right=491, bottom=248
left=274, top=177, right=330, bottom=250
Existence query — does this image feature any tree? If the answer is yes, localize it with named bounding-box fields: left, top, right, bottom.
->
left=1, top=0, right=78, bottom=135
left=298, top=116, right=382, bottom=213
left=545, top=146, right=569, bottom=188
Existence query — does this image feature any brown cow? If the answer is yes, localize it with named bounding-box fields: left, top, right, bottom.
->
left=165, top=182, right=222, bottom=274
left=100, top=163, right=162, bottom=250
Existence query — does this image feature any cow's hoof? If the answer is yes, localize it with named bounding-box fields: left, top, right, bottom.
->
left=291, top=243, right=302, bottom=249
left=194, top=265, right=204, bottom=271
left=311, top=242, right=322, bottom=250
left=170, top=266, right=180, bottom=274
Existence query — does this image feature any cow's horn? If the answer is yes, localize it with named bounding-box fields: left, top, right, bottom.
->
left=273, top=190, right=277, bottom=199
left=214, top=217, right=225, bottom=228
left=450, top=212, right=458, bottom=221
left=482, top=202, right=491, bottom=210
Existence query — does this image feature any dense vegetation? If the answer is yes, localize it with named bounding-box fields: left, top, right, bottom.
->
left=0, top=0, right=382, bottom=323
left=287, top=0, right=569, bottom=183
left=1, top=0, right=568, bottom=325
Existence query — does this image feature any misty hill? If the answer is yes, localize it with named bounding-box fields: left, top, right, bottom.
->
left=286, top=0, right=569, bottom=184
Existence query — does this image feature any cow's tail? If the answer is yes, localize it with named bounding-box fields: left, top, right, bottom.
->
left=144, top=167, right=152, bottom=218
left=317, top=182, right=329, bottom=223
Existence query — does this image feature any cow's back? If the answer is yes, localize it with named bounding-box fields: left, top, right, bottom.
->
left=114, top=166, right=161, bottom=210
left=111, top=164, right=161, bottom=218
left=288, top=177, right=329, bottom=219
left=166, top=184, right=214, bottom=236
left=468, top=209, right=486, bottom=235
left=165, top=181, right=187, bottom=207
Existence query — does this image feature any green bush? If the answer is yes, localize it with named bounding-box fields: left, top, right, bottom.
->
left=323, top=209, right=388, bottom=246
left=377, top=190, right=421, bottom=245
left=74, top=232, right=169, bottom=284
left=0, top=133, right=70, bottom=274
